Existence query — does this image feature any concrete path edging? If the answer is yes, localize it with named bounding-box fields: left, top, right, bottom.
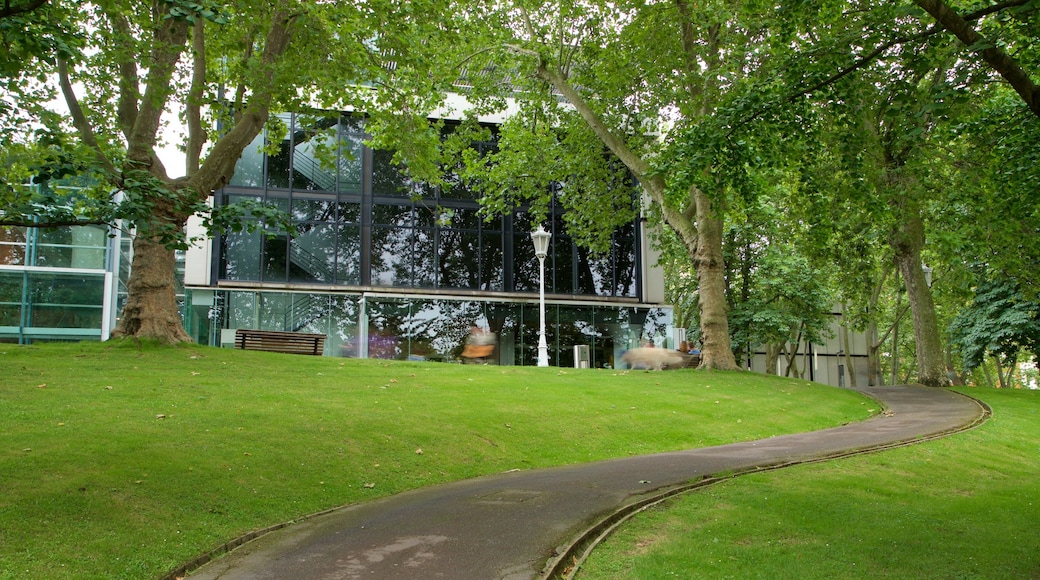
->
left=181, top=385, right=988, bottom=580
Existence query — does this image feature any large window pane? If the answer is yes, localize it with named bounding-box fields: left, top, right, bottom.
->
left=550, top=235, right=574, bottom=295
left=0, top=271, right=22, bottom=325
left=512, top=230, right=538, bottom=293
left=292, top=114, right=340, bottom=192
left=26, top=272, right=104, bottom=329
left=438, top=229, right=480, bottom=289
left=480, top=227, right=503, bottom=291
left=336, top=225, right=361, bottom=285
left=338, top=117, right=364, bottom=194
left=577, top=246, right=608, bottom=296
left=287, top=293, right=329, bottom=335
left=220, top=196, right=263, bottom=281
left=290, top=223, right=337, bottom=283
left=225, top=291, right=257, bottom=329
left=371, top=226, right=411, bottom=286
left=365, top=298, right=408, bottom=359
left=372, top=203, right=413, bottom=226
left=372, top=149, right=409, bottom=197
left=35, top=226, right=107, bottom=269
left=292, top=198, right=337, bottom=222
left=222, top=229, right=262, bottom=281
left=413, top=227, right=435, bottom=288
left=329, top=294, right=360, bottom=356
left=265, top=113, right=292, bottom=189
left=229, top=132, right=265, bottom=187
left=262, top=234, right=289, bottom=282
left=613, top=224, right=638, bottom=297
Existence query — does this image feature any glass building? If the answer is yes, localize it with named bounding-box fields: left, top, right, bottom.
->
left=184, top=112, right=674, bottom=367
left=0, top=221, right=123, bottom=344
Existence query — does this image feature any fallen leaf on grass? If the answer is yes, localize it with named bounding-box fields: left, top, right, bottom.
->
left=364, top=482, right=376, bottom=489
left=415, top=448, right=423, bottom=455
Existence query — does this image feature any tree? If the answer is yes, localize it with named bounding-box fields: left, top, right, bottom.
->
left=948, top=277, right=1040, bottom=387
left=2, top=0, right=454, bottom=343
left=394, top=0, right=849, bottom=370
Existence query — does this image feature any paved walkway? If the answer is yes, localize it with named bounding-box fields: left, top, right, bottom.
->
left=183, top=385, right=987, bottom=580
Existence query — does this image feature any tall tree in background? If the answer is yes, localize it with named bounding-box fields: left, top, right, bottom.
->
left=399, top=0, right=839, bottom=370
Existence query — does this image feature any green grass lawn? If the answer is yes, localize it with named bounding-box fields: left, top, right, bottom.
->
left=576, top=387, right=1040, bottom=579
left=0, top=341, right=870, bottom=579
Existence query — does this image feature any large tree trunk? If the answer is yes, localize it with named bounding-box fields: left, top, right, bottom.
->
left=112, top=229, right=192, bottom=343
left=693, top=190, right=740, bottom=371
left=890, top=211, right=948, bottom=387
left=841, top=303, right=858, bottom=387
left=867, top=320, right=883, bottom=386
left=765, top=342, right=781, bottom=375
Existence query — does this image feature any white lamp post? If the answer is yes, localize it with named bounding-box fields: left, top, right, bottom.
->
left=530, top=226, right=551, bottom=367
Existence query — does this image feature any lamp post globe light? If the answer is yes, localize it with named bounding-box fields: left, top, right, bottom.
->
left=530, top=226, right=551, bottom=367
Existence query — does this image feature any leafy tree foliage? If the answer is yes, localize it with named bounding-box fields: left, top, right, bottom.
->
left=1, top=0, right=455, bottom=343
left=948, top=278, right=1040, bottom=373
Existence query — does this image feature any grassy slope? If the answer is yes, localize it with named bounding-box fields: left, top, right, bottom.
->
left=0, top=341, right=871, bottom=579
left=577, top=388, right=1040, bottom=579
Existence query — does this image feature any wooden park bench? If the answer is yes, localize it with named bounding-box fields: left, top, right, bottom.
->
left=234, top=329, right=327, bottom=356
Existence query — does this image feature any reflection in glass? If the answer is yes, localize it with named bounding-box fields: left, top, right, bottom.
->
left=413, top=227, right=435, bottom=288
left=262, top=234, right=289, bottom=282
left=292, top=114, right=340, bottom=191
left=372, top=149, right=409, bottom=197
left=480, top=228, right=503, bottom=290
left=372, top=203, right=413, bottom=226
left=438, top=229, right=480, bottom=289
left=0, top=271, right=23, bottom=325
left=290, top=223, right=336, bottom=283
left=370, top=226, right=411, bottom=286
left=336, top=225, right=361, bottom=285
left=229, top=131, right=265, bottom=187
left=265, top=113, right=292, bottom=189
left=329, top=294, right=359, bottom=356
left=35, top=226, right=107, bottom=269
left=226, top=291, right=257, bottom=329
left=0, top=227, right=27, bottom=265
left=338, top=117, right=364, bottom=193
left=26, top=272, right=105, bottom=328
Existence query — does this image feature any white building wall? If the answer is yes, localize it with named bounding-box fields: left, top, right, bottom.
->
left=745, top=307, right=870, bottom=388
left=183, top=209, right=212, bottom=287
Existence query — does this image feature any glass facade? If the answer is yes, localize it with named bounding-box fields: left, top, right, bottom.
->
left=189, top=288, right=672, bottom=367
left=197, top=111, right=670, bottom=364
left=214, top=113, right=639, bottom=297
left=0, top=224, right=113, bottom=343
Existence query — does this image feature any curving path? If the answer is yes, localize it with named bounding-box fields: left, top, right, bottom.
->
left=180, top=385, right=987, bottom=580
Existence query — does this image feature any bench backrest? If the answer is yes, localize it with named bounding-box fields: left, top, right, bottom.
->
left=235, top=329, right=327, bottom=356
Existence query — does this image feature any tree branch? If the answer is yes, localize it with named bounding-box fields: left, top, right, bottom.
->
left=0, top=0, right=48, bottom=19
left=191, top=3, right=298, bottom=193
left=56, top=58, right=119, bottom=180
left=125, top=5, right=189, bottom=176
left=108, top=11, right=139, bottom=141
left=186, top=18, right=205, bottom=176
left=913, top=0, right=1040, bottom=118
left=0, top=216, right=110, bottom=227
